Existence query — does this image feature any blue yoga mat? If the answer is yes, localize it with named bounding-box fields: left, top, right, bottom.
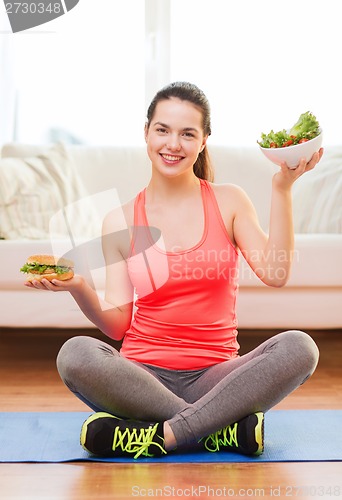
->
left=0, top=410, right=341, bottom=463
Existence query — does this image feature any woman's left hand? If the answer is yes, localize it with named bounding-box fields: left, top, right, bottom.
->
left=273, top=147, right=324, bottom=191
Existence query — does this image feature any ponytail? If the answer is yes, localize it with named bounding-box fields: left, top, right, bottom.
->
left=193, top=148, right=214, bottom=182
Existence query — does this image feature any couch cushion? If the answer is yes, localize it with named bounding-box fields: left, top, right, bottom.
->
left=0, top=143, right=99, bottom=239
left=292, top=148, right=342, bottom=233
left=1, top=142, right=151, bottom=204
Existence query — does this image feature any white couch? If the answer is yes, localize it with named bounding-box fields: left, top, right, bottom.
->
left=0, top=142, right=341, bottom=330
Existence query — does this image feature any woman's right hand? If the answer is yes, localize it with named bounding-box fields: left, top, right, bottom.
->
left=24, top=274, right=85, bottom=293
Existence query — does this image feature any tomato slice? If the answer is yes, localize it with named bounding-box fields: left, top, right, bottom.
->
left=282, top=140, right=294, bottom=147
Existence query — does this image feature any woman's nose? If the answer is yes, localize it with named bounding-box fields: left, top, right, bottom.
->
left=167, top=134, right=181, bottom=151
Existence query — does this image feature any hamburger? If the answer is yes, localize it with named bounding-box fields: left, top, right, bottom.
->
left=20, top=254, right=74, bottom=282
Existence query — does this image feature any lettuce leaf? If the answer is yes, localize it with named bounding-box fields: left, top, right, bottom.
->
left=258, top=111, right=320, bottom=148
left=20, top=262, right=70, bottom=274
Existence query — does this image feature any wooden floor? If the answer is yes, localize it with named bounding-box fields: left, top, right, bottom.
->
left=0, top=328, right=342, bottom=499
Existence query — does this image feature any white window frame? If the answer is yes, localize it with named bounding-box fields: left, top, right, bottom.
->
left=144, top=0, right=170, bottom=111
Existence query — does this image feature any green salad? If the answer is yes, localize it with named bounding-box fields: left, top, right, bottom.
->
left=258, top=111, right=320, bottom=149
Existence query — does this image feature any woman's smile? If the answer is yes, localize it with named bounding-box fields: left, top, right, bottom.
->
left=160, top=153, right=184, bottom=165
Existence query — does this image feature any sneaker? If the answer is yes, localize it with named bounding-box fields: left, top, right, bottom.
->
left=200, top=412, right=264, bottom=456
left=80, top=412, right=167, bottom=459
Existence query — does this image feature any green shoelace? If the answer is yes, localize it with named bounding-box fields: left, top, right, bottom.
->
left=112, top=422, right=167, bottom=459
left=201, top=422, right=238, bottom=452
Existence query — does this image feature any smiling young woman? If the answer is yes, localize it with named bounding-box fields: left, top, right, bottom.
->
left=25, top=81, right=322, bottom=460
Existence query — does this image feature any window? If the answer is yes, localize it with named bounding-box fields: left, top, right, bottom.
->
left=170, top=0, right=342, bottom=146
left=2, top=0, right=341, bottom=147
left=10, top=0, right=145, bottom=146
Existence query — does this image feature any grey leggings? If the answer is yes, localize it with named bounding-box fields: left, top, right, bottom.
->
left=56, top=330, right=319, bottom=447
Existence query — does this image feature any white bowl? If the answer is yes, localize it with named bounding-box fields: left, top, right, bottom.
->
left=259, top=130, right=323, bottom=169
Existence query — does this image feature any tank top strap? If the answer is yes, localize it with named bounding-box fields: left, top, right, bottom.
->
left=200, top=179, right=233, bottom=244
left=134, top=189, right=146, bottom=226
left=130, top=188, right=148, bottom=256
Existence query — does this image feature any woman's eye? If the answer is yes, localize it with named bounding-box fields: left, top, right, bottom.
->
left=183, top=132, right=194, bottom=138
left=156, top=128, right=167, bottom=134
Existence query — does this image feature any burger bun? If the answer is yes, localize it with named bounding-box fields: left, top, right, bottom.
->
left=25, top=270, right=74, bottom=282
left=26, top=254, right=74, bottom=268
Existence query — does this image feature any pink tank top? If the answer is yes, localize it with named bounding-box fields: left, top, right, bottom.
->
left=120, top=179, right=240, bottom=370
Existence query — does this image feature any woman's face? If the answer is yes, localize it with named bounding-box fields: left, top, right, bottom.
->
left=145, top=97, right=208, bottom=179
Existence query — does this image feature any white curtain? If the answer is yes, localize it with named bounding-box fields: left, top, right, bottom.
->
left=0, top=7, right=16, bottom=145
left=1, top=0, right=146, bottom=147
left=145, top=0, right=170, bottom=110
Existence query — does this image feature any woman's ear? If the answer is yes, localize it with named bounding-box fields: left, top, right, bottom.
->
left=200, top=135, right=208, bottom=152
left=144, top=123, right=149, bottom=143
